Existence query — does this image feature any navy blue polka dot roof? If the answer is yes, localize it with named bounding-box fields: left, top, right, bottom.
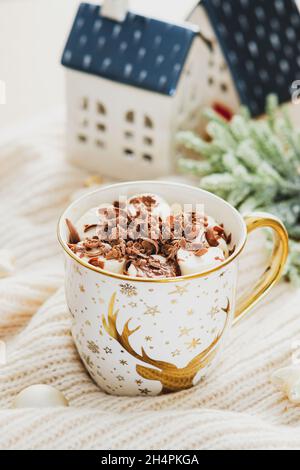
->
left=203, top=0, right=300, bottom=116
left=61, top=2, right=197, bottom=96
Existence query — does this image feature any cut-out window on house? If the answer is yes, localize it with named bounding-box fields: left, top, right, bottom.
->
left=220, top=82, right=228, bottom=93
left=96, top=123, right=106, bottom=132
left=97, top=102, right=106, bottom=115
left=144, top=115, right=153, bottom=129
left=77, top=134, right=88, bottom=143
left=144, top=136, right=153, bottom=146
left=142, top=154, right=153, bottom=163
left=125, top=111, right=135, bottom=123
left=95, top=139, right=105, bottom=148
left=124, top=148, right=135, bottom=158
left=80, top=118, right=89, bottom=128
left=80, top=97, right=89, bottom=110
left=124, top=131, right=134, bottom=140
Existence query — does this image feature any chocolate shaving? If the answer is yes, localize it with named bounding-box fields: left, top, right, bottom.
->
left=194, top=248, right=209, bottom=257
left=88, top=257, right=105, bottom=269
left=205, top=227, right=219, bottom=247
left=84, top=224, right=97, bottom=233
left=66, top=218, right=80, bottom=244
left=65, top=201, right=231, bottom=278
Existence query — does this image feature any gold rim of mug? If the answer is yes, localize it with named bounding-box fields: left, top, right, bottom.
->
left=57, top=181, right=247, bottom=283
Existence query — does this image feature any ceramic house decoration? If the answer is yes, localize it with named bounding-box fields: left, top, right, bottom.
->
left=61, top=0, right=300, bottom=180
left=61, top=1, right=209, bottom=180
left=199, top=0, right=300, bottom=117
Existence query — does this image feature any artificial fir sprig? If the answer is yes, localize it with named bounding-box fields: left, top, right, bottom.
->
left=178, top=95, right=300, bottom=284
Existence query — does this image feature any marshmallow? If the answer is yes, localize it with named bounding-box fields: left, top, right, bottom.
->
left=128, top=193, right=171, bottom=221
left=76, top=203, right=115, bottom=240
left=100, top=258, right=126, bottom=274
left=271, top=366, right=300, bottom=404
left=177, top=247, right=225, bottom=276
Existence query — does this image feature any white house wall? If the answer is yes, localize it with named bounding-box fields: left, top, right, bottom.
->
left=189, top=5, right=240, bottom=116
left=65, top=69, right=174, bottom=180
left=172, top=37, right=210, bottom=134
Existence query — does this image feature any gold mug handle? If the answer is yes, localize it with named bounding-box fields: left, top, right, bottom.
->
left=234, top=212, right=289, bottom=325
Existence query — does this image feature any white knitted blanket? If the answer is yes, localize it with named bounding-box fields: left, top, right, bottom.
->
left=0, top=117, right=300, bottom=450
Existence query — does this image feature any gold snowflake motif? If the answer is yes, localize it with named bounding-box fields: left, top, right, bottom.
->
left=104, top=347, right=112, bottom=354
left=179, top=327, right=193, bottom=337
left=186, top=338, right=201, bottom=351
left=120, top=283, right=137, bottom=297
left=129, top=302, right=137, bottom=308
left=116, top=375, right=125, bottom=382
left=87, top=340, right=100, bottom=354
left=135, top=379, right=143, bottom=386
left=120, top=359, right=128, bottom=366
left=144, top=305, right=160, bottom=317
left=79, top=284, right=85, bottom=293
left=187, top=308, right=194, bottom=316
left=169, top=284, right=189, bottom=296
left=145, top=336, right=152, bottom=342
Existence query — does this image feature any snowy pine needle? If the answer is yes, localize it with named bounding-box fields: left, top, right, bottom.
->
left=178, top=95, right=300, bottom=285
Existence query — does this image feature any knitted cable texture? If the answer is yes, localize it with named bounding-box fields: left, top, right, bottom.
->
left=0, top=117, right=300, bottom=450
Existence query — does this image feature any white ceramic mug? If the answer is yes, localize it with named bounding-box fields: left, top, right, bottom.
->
left=58, top=181, right=288, bottom=396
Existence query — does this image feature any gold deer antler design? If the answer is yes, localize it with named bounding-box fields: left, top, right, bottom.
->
left=102, top=293, right=231, bottom=394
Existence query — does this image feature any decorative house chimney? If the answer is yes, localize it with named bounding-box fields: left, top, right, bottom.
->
left=101, top=0, right=129, bottom=22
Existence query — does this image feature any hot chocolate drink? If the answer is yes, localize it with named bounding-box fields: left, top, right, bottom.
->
left=66, top=193, right=232, bottom=278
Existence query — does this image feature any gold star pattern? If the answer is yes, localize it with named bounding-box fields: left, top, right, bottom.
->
left=144, top=305, right=160, bottom=317
left=187, top=308, right=194, bottom=316
left=120, top=360, right=128, bottom=366
left=139, top=388, right=151, bottom=395
left=135, top=379, right=143, bottom=386
left=145, top=336, right=152, bottom=342
left=116, top=375, right=125, bottom=382
left=186, top=338, right=201, bottom=351
left=209, top=306, right=220, bottom=318
left=87, top=340, right=100, bottom=354
left=169, top=284, right=189, bottom=296
left=129, top=302, right=137, bottom=308
left=104, top=347, right=112, bottom=354
left=179, top=327, right=193, bottom=337
left=171, top=349, right=181, bottom=357
left=79, top=284, right=85, bottom=293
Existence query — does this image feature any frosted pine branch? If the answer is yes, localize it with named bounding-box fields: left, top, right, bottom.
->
left=178, top=95, right=300, bottom=284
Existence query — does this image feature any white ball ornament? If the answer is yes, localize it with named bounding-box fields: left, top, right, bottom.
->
left=13, top=385, right=69, bottom=409
left=271, top=366, right=300, bottom=405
